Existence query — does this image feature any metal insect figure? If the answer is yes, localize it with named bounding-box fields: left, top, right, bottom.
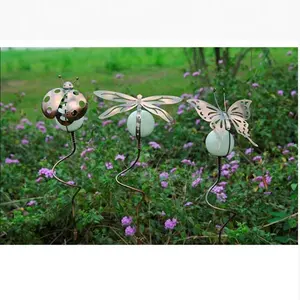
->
left=94, top=90, right=181, bottom=241
left=41, top=75, right=88, bottom=241
left=188, top=90, right=258, bottom=244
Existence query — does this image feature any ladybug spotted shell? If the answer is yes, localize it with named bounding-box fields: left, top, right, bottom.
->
left=64, top=90, right=88, bottom=121
left=41, top=88, right=65, bottom=119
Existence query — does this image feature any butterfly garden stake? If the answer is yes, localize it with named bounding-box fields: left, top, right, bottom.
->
left=41, top=75, right=88, bottom=241
left=94, top=90, right=182, bottom=241
left=187, top=90, right=258, bottom=243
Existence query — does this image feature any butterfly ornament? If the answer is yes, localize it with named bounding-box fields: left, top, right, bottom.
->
left=188, top=93, right=257, bottom=156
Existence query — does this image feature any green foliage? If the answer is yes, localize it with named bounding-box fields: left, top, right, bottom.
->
left=0, top=47, right=298, bottom=244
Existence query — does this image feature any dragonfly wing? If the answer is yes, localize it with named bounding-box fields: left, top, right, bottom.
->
left=99, top=103, right=137, bottom=119
left=94, top=90, right=137, bottom=104
left=142, top=95, right=182, bottom=105
left=142, top=102, right=174, bottom=123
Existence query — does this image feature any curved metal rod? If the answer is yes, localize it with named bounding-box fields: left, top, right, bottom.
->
left=51, top=131, right=81, bottom=241
left=115, top=106, right=146, bottom=200
left=205, top=128, right=236, bottom=244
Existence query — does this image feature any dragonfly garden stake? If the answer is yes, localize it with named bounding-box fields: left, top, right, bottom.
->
left=94, top=90, right=182, bottom=243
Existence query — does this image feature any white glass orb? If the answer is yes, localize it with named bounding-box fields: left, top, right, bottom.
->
left=55, top=116, right=84, bottom=132
left=127, top=110, right=155, bottom=137
left=205, top=130, right=234, bottom=156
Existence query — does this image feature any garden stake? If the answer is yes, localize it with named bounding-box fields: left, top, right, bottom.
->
left=94, top=90, right=182, bottom=243
left=188, top=89, right=257, bottom=244
left=41, top=75, right=88, bottom=241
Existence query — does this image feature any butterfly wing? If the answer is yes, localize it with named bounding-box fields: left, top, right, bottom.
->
left=187, top=99, right=229, bottom=131
left=227, top=100, right=258, bottom=147
left=227, top=100, right=252, bottom=120
left=94, top=90, right=137, bottom=103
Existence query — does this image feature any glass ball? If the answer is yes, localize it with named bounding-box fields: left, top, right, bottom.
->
left=205, top=130, right=234, bottom=156
left=127, top=110, right=155, bottom=137
left=55, top=116, right=84, bottom=132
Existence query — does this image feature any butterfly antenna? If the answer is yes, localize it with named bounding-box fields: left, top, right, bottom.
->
left=213, top=89, right=222, bottom=111
left=223, top=89, right=227, bottom=112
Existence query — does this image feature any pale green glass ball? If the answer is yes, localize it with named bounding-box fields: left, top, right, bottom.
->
left=205, top=130, right=234, bottom=156
left=55, top=116, right=84, bottom=132
left=127, top=110, right=155, bottom=137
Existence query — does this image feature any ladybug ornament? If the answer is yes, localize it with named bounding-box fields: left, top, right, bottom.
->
left=41, top=75, right=88, bottom=131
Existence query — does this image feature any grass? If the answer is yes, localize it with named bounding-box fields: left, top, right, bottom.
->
left=1, top=47, right=295, bottom=121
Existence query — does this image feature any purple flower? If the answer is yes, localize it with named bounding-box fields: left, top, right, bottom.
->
left=87, top=173, right=92, bottom=179
left=217, top=193, right=227, bottom=202
left=245, top=148, right=253, bottom=155
left=105, top=162, right=113, bottom=170
left=289, top=157, right=295, bottom=162
left=45, top=135, right=54, bottom=143
left=289, top=112, right=294, bottom=117
left=183, top=142, right=194, bottom=149
left=192, top=177, right=202, bottom=188
left=170, top=168, right=177, bottom=173
left=125, top=226, right=136, bottom=236
left=81, top=164, right=87, bottom=170
left=192, top=167, right=204, bottom=178
left=184, top=202, right=193, bottom=207
left=80, top=147, right=94, bottom=157
left=212, top=186, right=224, bottom=194
left=218, top=181, right=228, bottom=186
left=21, top=138, right=29, bottom=145
left=38, top=168, right=54, bottom=178
left=149, top=141, right=161, bottom=149
left=160, top=211, right=166, bottom=216
left=115, top=154, right=125, bottom=161
left=161, top=181, right=168, bottom=188
left=121, top=216, right=133, bottom=227
left=11, top=107, right=16, bottom=112
left=287, top=143, right=295, bottom=148
left=16, top=124, right=25, bottom=130
left=102, top=120, right=112, bottom=126
left=287, top=50, right=292, bottom=56
left=253, top=155, right=262, bottom=162
left=67, top=181, right=75, bottom=185
left=181, top=159, right=195, bottom=166
left=291, top=90, right=297, bottom=97
left=252, top=83, right=259, bottom=88
left=277, top=90, right=284, bottom=96
left=36, top=177, right=43, bottom=183
left=252, top=172, right=272, bottom=189
left=264, top=191, right=272, bottom=195
left=5, top=158, right=20, bottom=164
left=282, top=150, right=290, bottom=155
left=192, top=71, right=201, bottom=76
left=177, top=109, right=184, bottom=115
left=164, top=218, right=177, bottom=230
left=183, top=72, right=190, bottom=78
left=115, top=73, right=124, bottom=79
left=195, top=119, right=201, bottom=125
left=118, top=118, right=127, bottom=127
left=20, top=118, right=32, bottom=126
left=27, top=200, right=37, bottom=206
left=226, top=151, right=235, bottom=160
left=159, top=172, right=169, bottom=180
left=221, top=170, right=230, bottom=177
left=218, top=59, right=223, bottom=64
